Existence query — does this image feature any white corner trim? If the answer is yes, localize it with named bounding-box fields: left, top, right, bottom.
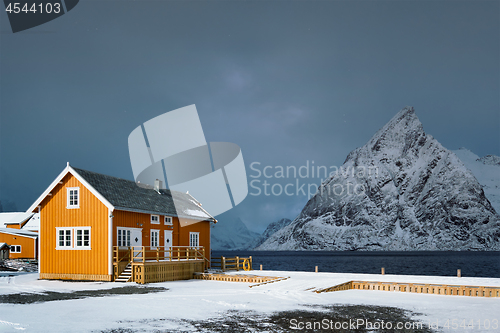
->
left=108, top=208, right=113, bottom=276
left=38, top=206, right=41, bottom=275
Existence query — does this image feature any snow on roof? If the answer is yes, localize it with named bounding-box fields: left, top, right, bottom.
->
left=22, top=213, right=40, bottom=232
left=0, top=228, right=38, bottom=239
left=0, top=212, right=34, bottom=228
left=183, top=209, right=210, bottom=219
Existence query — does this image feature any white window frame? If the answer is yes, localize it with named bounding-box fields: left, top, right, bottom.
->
left=57, top=228, right=73, bottom=249
left=67, top=187, right=80, bottom=209
left=56, top=227, right=91, bottom=250
left=74, top=227, right=91, bottom=249
left=189, top=232, right=199, bottom=248
left=10, top=245, right=21, bottom=253
left=150, top=229, right=159, bottom=249
left=164, top=216, right=173, bottom=225
left=117, top=228, right=132, bottom=247
left=150, top=214, right=159, bottom=224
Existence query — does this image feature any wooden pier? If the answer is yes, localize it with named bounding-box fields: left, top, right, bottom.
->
left=194, top=272, right=279, bottom=283
left=315, top=280, right=500, bottom=298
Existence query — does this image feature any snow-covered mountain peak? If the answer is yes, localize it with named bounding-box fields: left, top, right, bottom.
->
left=258, top=107, right=500, bottom=251
left=367, top=106, right=423, bottom=150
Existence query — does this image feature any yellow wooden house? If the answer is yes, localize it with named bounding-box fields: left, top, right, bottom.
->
left=27, top=163, right=216, bottom=283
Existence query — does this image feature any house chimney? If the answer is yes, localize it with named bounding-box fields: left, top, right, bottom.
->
left=154, top=179, right=162, bottom=192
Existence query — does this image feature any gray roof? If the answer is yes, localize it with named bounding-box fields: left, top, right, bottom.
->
left=73, top=168, right=214, bottom=221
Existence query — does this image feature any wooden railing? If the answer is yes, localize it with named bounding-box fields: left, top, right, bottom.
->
left=211, top=256, right=252, bottom=272
left=113, top=246, right=207, bottom=263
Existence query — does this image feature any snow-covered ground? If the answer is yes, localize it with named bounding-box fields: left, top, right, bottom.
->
left=0, top=271, right=498, bottom=332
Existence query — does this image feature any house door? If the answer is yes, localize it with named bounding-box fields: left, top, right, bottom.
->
left=130, top=229, right=142, bottom=247
left=129, top=228, right=142, bottom=261
left=164, top=230, right=172, bottom=257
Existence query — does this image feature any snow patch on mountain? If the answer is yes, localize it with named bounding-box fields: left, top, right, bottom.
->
left=452, top=148, right=500, bottom=215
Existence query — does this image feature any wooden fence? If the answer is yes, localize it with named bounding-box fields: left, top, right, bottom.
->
left=133, top=260, right=205, bottom=284
left=211, top=256, right=252, bottom=272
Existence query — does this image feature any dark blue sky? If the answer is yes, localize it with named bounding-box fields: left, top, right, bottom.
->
left=1, top=1, right=498, bottom=232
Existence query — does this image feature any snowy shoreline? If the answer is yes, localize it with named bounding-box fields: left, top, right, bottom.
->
left=0, top=271, right=498, bottom=332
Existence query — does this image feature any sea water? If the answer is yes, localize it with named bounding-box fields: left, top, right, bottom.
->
left=211, top=251, right=500, bottom=278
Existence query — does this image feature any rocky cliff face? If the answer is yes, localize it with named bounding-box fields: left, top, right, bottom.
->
left=257, top=107, right=500, bottom=251
left=478, top=155, right=500, bottom=166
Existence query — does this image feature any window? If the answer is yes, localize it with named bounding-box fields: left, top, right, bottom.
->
left=75, top=228, right=90, bottom=248
left=57, top=228, right=73, bottom=249
left=164, top=216, right=172, bottom=225
left=56, top=227, right=91, bottom=249
left=10, top=245, right=21, bottom=253
left=67, top=187, right=80, bottom=208
left=189, top=232, right=199, bottom=248
left=150, top=215, right=159, bottom=224
left=151, top=230, right=159, bottom=248
left=117, top=228, right=131, bottom=247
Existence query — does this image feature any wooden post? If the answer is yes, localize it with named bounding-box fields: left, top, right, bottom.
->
left=156, top=247, right=159, bottom=262
left=315, top=266, right=318, bottom=273
left=142, top=246, right=145, bottom=264
left=260, top=264, right=263, bottom=271
left=249, top=256, right=252, bottom=270
left=177, top=247, right=180, bottom=261
left=236, top=256, right=240, bottom=271
left=381, top=267, right=385, bottom=275
left=457, top=269, right=461, bottom=278
left=222, top=256, right=226, bottom=271
left=169, top=247, right=172, bottom=261
left=129, top=247, right=132, bottom=263
left=202, top=247, right=206, bottom=270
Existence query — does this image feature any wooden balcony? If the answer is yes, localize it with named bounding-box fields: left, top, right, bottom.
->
left=113, top=246, right=207, bottom=284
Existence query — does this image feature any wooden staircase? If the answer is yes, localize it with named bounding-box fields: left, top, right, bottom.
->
left=115, top=264, right=132, bottom=282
